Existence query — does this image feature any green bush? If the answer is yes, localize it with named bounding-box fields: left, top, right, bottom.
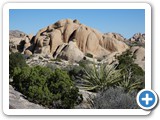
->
left=12, top=66, right=54, bottom=107
left=92, top=87, right=139, bottom=109
left=12, top=66, right=81, bottom=108
left=9, top=52, right=28, bottom=77
left=48, top=68, right=81, bottom=108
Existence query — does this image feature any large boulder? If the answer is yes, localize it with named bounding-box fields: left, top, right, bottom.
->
left=57, top=41, right=84, bottom=62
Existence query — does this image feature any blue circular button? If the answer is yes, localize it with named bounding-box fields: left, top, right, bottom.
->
left=137, top=89, right=158, bottom=110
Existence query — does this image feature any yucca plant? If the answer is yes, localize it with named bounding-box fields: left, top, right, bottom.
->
left=77, top=63, right=122, bottom=92
left=118, top=67, right=144, bottom=93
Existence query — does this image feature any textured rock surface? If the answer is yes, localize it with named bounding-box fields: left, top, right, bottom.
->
left=104, top=32, right=126, bottom=41
left=30, top=19, right=129, bottom=59
left=9, top=85, right=45, bottom=109
left=130, top=46, right=145, bottom=70
left=57, top=41, right=84, bottom=62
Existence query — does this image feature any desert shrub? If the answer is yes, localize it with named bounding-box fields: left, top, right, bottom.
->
left=77, top=63, right=122, bottom=92
left=86, top=53, right=93, bottom=58
left=47, top=68, right=82, bottom=108
left=92, top=87, right=139, bottom=109
left=12, top=66, right=54, bottom=107
left=9, top=52, right=28, bottom=77
left=12, top=66, right=81, bottom=108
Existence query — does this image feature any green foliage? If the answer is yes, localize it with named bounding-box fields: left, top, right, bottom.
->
left=12, top=66, right=81, bottom=108
left=12, top=66, right=54, bottom=107
left=92, top=87, right=139, bottom=109
left=86, top=53, right=93, bottom=58
left=77, top=63, right=122, bottom=92
left=9, top=52, right=28, bottom=77
left=117, top=50, right=145, bottom=92
left=118, top=71, right=144, bottom=93
left=48, top=68, right=81, bottom=108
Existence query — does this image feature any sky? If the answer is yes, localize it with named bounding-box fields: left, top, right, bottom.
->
left=9, top=9, right=145, bottom=39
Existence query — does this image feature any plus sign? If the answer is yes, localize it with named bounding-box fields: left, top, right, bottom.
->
left=142, top=93, right=153, bottom=105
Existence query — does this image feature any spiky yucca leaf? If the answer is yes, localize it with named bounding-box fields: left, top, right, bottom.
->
left=77, top=63, right=122, bottom=92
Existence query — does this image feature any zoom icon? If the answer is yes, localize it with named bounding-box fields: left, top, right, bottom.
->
left=137, top=89, right=158, bottom=110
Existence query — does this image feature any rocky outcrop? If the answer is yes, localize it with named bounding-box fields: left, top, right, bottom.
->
left=9, top=19, right=129, bottom=62
left=9, top=30, right=34, bottom=54
left=9, top=85, right=44, bottom=109
left=9, top=30, right=26, bottom=39
left=129, top=33, right=145, bottom=43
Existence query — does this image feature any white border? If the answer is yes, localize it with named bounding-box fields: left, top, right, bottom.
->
left=3, top=3, right=151, bottom=115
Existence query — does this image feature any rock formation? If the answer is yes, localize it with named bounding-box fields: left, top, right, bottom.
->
left=130, top=46, right=145, bottom=70
left=129, top=33, right=145, bottom=43
left=10, top=19, right=129, bottom=62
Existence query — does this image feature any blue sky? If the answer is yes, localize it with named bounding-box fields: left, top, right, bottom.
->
left=9, top=9, right=145, bottom=39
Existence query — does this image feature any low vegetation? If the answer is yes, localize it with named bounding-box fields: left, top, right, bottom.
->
left=92, top=87, right=139, bottom=109
left=12, top=65, right=82, bottom=108
left=10, top=53, right=82, bottom=108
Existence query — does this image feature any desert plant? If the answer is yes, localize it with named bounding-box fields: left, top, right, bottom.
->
left=77, top=63, right=122, bottom=92
left=12, top=66, right=82, bottom=108
left=47, top=68, right=82, bottom=108
left=92, top=87, right=139, bottom=109
left=118, top=67, right=144, bottom=93
left=12, top=66, right=54, bottom=107
left=9, top=52, right=28, bottom=77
